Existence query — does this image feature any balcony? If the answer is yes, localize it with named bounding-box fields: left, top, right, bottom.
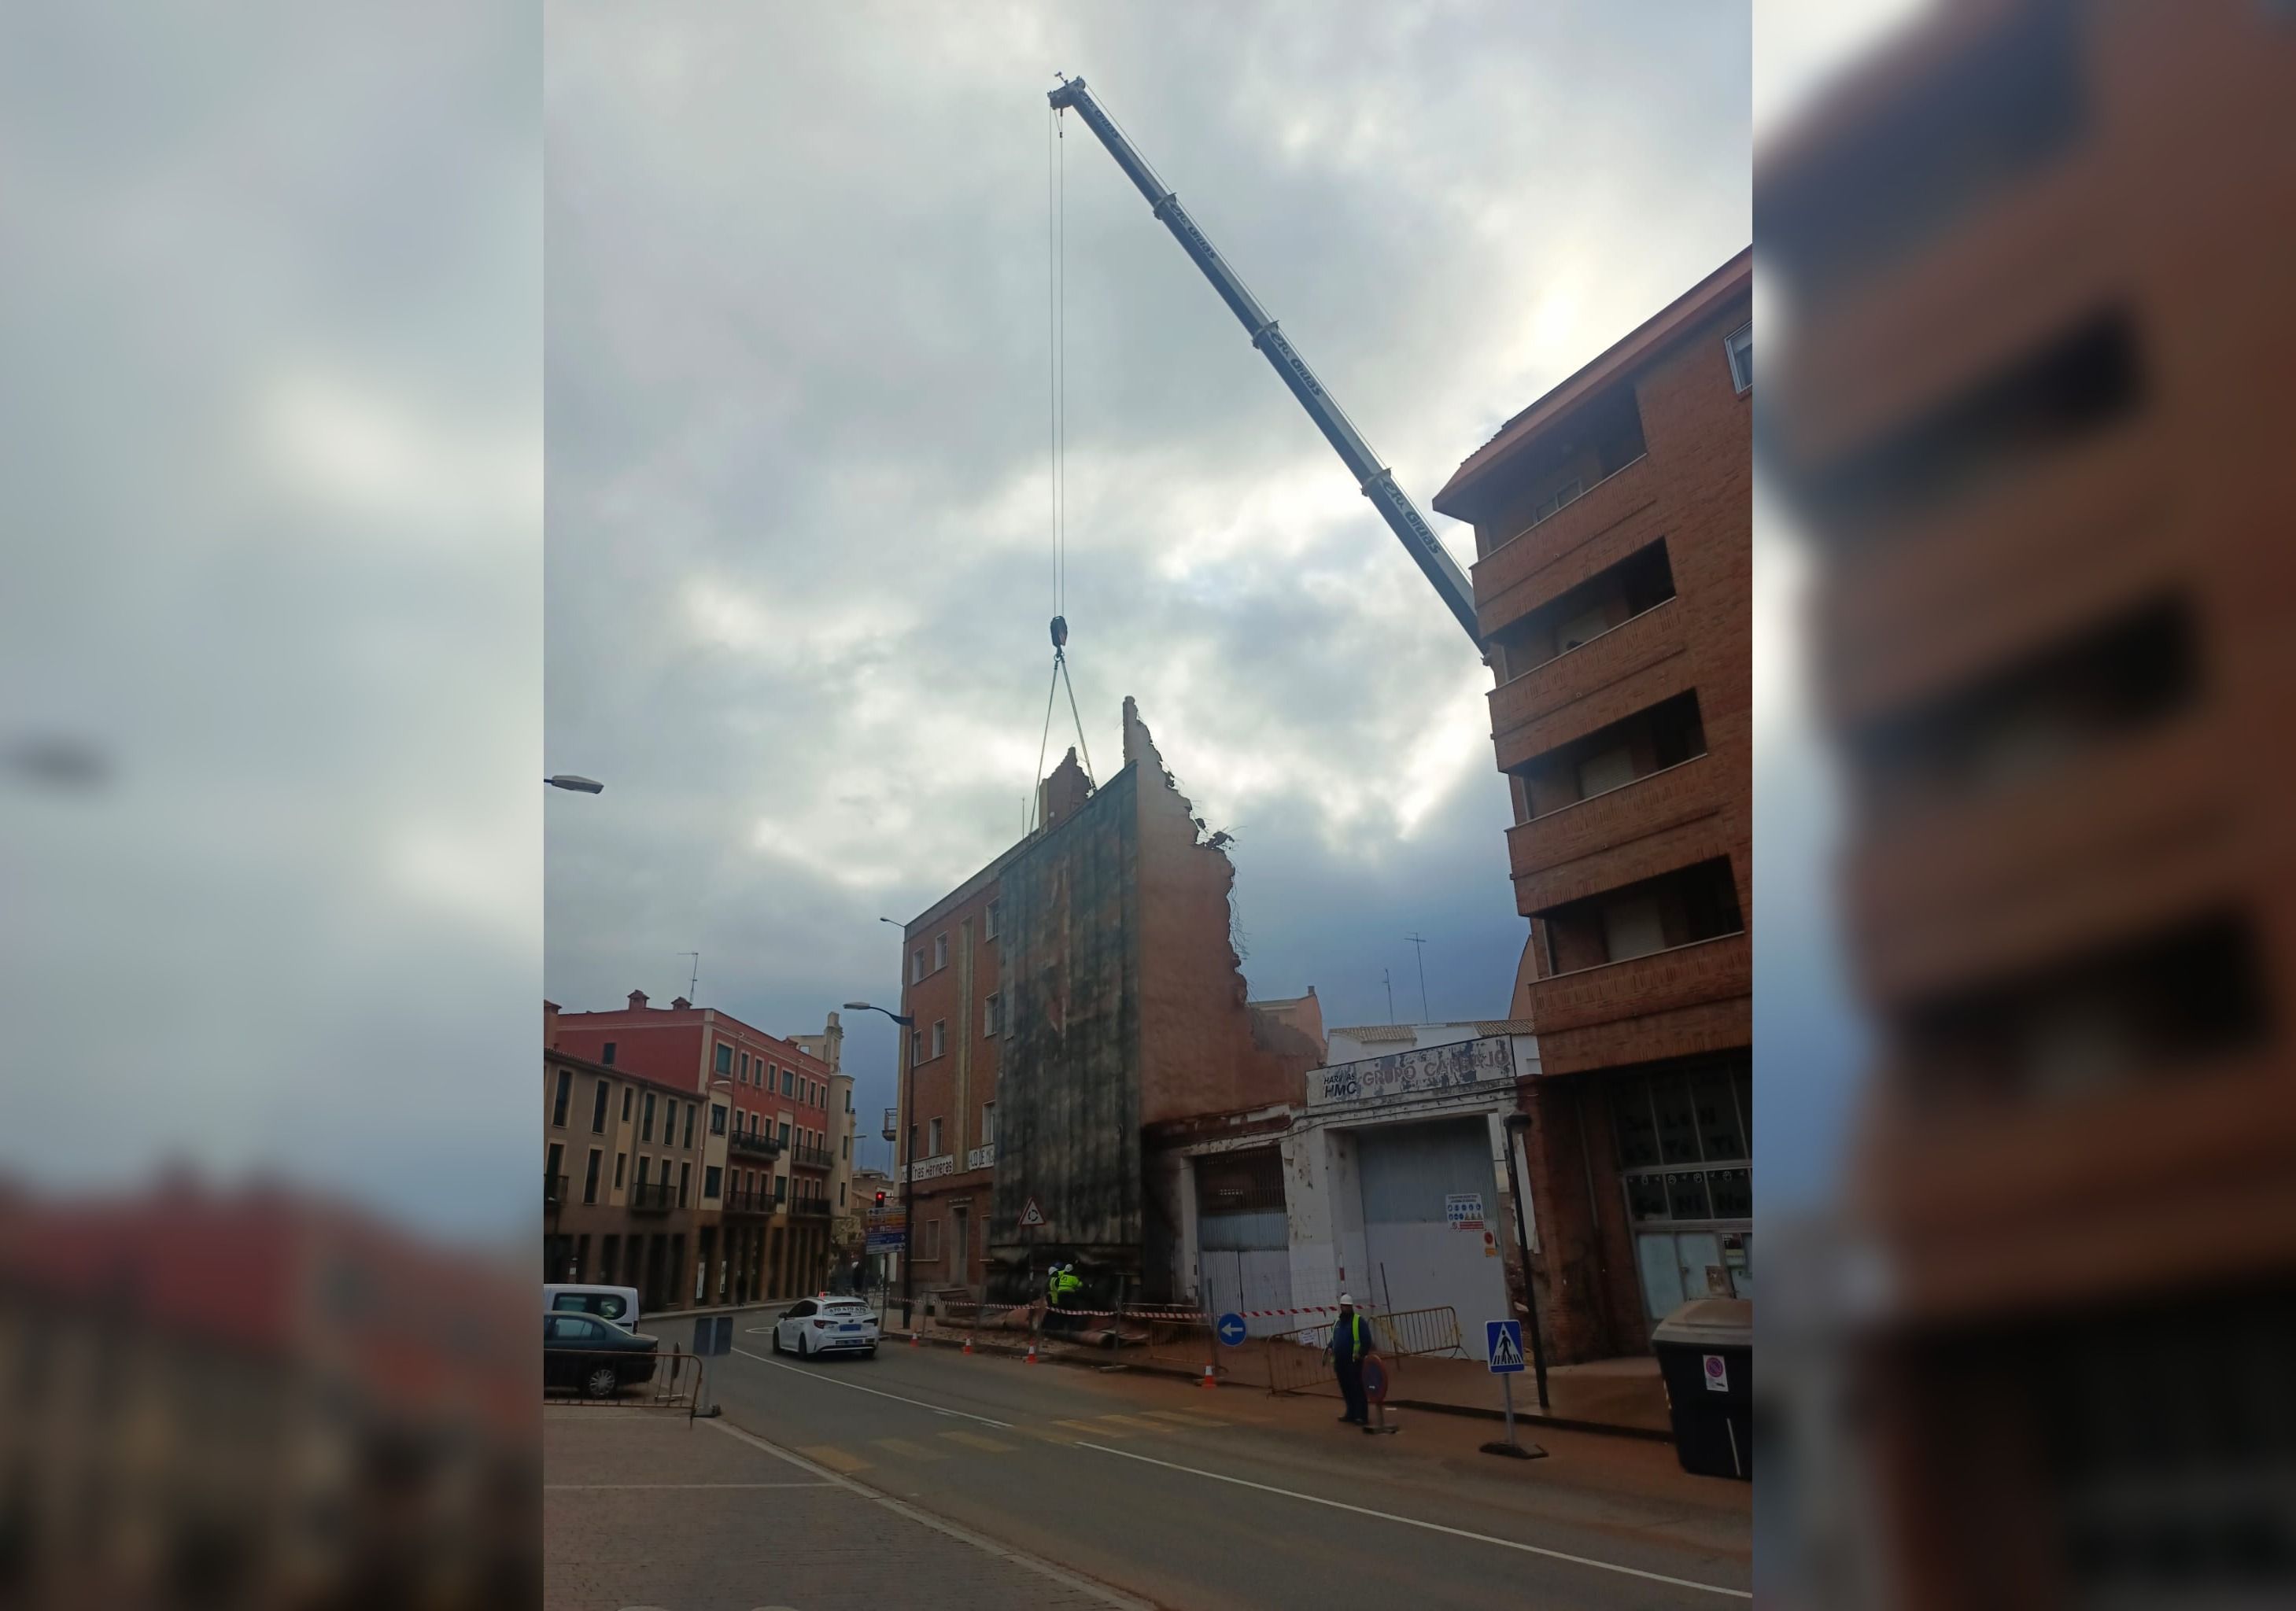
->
left=1488, top=598, right=1689, bottom=754
left=793, top=1199, right=832, bottom=1220
left=626, top=1181, right=676, bottom=1215
left=544, top=1173, right=568, bottom=1211
left=1473, top=455, right=1657, bottom=634
left=1506, top=756, right=1730, bottom=916
left=788, top=1144, right=835, bottom=1173
left=728, top=1128, right=784, bottom=1160
left=722, top=1187, right=776, bottom=1218
left=1524, top=931, right=1751, bottom=1076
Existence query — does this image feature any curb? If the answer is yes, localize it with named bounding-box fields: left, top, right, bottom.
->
left=890, top=1332, right=1673, bottom=1443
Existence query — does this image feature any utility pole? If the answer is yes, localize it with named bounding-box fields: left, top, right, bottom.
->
left=1382, top=969, right=1395, bottom=1025
left=1405, top=933, right=1430, bottom=1022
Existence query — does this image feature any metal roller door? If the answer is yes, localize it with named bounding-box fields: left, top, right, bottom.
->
left=1196, top=1148, right=1291, bottom=1336
left=1357, top=1119, right=1508, bottom=1359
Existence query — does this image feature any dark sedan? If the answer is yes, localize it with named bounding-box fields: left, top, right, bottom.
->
left=544, top=1311, right=659, bottom=1399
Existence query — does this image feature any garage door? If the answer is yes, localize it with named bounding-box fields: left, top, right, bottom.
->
left=1357, top=1119, right=1508, bottom=1359
left=1196, top=1148, right=1291, bottom=1337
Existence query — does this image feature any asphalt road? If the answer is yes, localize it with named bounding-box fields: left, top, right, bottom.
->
left=705, top=1307, right=1750, bottom=1611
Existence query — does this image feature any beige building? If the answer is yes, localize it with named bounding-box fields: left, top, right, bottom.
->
left=544, top=1044, right=721, bottom=1314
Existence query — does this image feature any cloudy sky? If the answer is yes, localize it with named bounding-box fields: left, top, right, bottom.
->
left=544, top=2, right=1752, bottom=1172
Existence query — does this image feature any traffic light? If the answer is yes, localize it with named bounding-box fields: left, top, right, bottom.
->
left=873, top=1190, right=887, bottom=1207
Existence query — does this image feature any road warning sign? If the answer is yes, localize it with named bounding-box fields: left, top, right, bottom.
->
left=1486, top=1319, right=1526, bottom=1373
left=1019, top=1196, right=1045, bottom=1227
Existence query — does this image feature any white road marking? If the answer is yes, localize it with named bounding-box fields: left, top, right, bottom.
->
left=729, top=1347, right=1013, bottom=1429
left=544, top=1482, right=833, bottom=1490
left=1074, top=1442, right=1752, bottom=1600
left=707, top=1420, right=1150, bottom=1610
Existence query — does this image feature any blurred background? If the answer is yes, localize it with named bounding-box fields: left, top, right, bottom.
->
left=0, top=5, right=539, bottom=1607
left=1755, top=0, right=2296, bottom=1606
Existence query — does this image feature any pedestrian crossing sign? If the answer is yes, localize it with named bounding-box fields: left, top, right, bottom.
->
left=1486, top=1319, right=1526, bottom=1373
left=1019, top=1196, right=1045, bottom=1227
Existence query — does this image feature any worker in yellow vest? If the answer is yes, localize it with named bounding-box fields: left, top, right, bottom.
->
left=1323, top=1293, right=1381, bottom=1428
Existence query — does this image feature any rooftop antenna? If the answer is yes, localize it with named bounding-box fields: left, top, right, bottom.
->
left=677, top=951, right=700, bottom=1001
left=1405, top=932, right=1430, bottom=1022
left=1382, top=968, right=1395, bottom=1026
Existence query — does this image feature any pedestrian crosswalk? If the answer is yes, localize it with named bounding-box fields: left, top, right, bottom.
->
left=798, top=1411, right=1235, bottom=1473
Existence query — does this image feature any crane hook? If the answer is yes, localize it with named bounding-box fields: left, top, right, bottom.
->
left=1050, top=614, right=1069, bottom=651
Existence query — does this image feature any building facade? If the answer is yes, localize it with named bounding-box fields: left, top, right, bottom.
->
left=1433, top=250, right=1754, bottom=1362
left=549, top=995, right=842, bottom=1303
left=893, top=699, right=1324, bottom=1307
left=1763, top=2, right=2296, bottom=1604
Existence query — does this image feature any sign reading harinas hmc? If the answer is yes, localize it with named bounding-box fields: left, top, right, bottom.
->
left=1309, top=1035, right=1517, bottom=1108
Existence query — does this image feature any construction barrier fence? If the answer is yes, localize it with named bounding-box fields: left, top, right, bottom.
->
left=1263, top=1306, right=1464, bottom=1396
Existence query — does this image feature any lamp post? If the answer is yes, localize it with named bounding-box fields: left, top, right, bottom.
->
left=843, top=997, right=914, bottom=1326
left=544, top=774, right=604, bottom=793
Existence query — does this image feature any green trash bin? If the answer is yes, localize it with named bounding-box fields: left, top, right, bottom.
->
left=1652, top=1298, right=1752, bottom=1480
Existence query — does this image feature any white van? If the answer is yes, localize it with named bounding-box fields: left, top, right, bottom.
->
left=544, top=1283, right=642, bottom=1333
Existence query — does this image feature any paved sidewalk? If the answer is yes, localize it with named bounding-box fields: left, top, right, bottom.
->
left=543, top=1407, right=1143, bottom=1611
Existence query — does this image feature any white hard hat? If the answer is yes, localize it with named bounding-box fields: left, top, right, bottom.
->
left=1339, top=1292, right=1354, bottom=1305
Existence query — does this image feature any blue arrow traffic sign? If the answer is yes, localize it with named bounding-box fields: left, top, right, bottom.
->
left=1486, top=1319, right=1526, bottom=1373
left=1216, top=1311, right=1247, bottom=1347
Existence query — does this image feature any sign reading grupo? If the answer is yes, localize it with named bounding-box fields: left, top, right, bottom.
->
left=1309, top=1035, right=1516, bottom=1108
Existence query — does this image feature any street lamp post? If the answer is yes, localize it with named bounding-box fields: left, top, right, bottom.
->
left=544, top=774, right=604, bottom=793
left=843, top=996, right=914, bottom=1327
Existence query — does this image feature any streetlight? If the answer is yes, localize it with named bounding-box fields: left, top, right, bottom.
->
left=844, top=998, right=914, bottom=1325
left=545, top=774, right=604, bottom=794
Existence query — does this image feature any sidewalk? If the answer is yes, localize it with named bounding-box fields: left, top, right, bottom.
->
left=543, top=1406, right=1142, bottom=1610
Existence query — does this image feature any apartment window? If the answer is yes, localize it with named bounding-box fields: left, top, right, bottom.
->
left=710, top=1103, right=726, bottom=1136
left=932, top=1020, right=947, bottom=1058
left=714, top=1042, right=733, bottom=1075
left=779, top=1121, right=791, bottom=1146
left=839, top=1183, right=847, bottom=1207
left=740, top=1051, right=749, bottom=1077
left=783, top=1069, right=795, bottom=1097
left=601, top=1041, right=616, bottom=1066
left=774, top=1174, right=788, bottom=1204
left=1511, top=691, right=1709, bottom=822
left=551, top=1068, right=572, bottom=1127
left=981, top=1102, right=997, bottom=1146
left=910, top=1030, right=921, bottom=1066
left=634, top=1156, right=651, bottom=1191
left=1537, top=857, right=1744, bottom=975
left=1725, top=321, right=1752, bottom=394
left=590, top=1081, right=610, bottom=1134
left=614, top=1152, right=626, bottom=1189
left=928, top=1116, right=943, bottom=1156
left=928, top=934, right=944, bottom=971
left=583, top=1149, right=602, bottom=1204
left=547, top=1140, right=564, bottom=1189
left=703, top=1164, right=722, bottom=1200
left=682, top=1104, right=696, bottom=1148
left=640, top=1091, right=656, bottom=1142
left=1488, top=540, right=1676, bottom=681
left=983, top=992, right=1002, bottom=1035
left=842, top=1134, right=851, bottom=1160
left=912, top=947, right=926, bottom=983
left=621, top=1089, right=633, bottom=1122
left=677, top=1162, right=691, bottom=1208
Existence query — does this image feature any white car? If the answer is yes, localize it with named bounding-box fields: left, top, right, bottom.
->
left=772, top=1295, right=880, bottom=1358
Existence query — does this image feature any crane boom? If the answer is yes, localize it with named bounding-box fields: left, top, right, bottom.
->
left=1048, top=76, right=1482, bottom=648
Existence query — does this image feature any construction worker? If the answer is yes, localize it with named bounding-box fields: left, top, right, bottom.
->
left=1324, top=1294, right=1380, bottom=1429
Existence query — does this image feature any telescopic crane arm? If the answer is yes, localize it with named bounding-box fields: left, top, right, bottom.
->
left=1048, top=76, right=1482, bottom=649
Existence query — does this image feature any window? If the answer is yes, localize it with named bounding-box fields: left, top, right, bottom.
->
left=740, top=1051, right=749, bottom=1077
left=774, top=1174, right=788, bottom=1204
left=928, top=1116, right=943, bottom=1156
left=635, top=1156, right=652, bottom=1190
left=840, top=1183, right=847, bottom=1207
left=583, top=1149, right=602, bottom=1204
left=982, top=993, right=1002, bottom=1035
left=704, top=1164, right=722, bottom=1200
left=551, top=1069, right=572, bottom=1127
left=547, top=1140, right=564, bottom=1191
left=932, top=1020, right=947, bottom=1058
left=711, top=1104, right=726, bottom=1136
left=934, top=934, right=949, bottom=971
left=614, top=1152, right=626, bottom=1189
left=985, top=898, right=1000, bottom=939
left=910, top=1030, right=921, bottom=1066
left=677, top=1162, right=691, bottom=1208
left=677, top=1104, right=691, bottom=1147
left=981, top=1102, right=996, bottom=1145
left=621, top=1088, right=633, bottom=1122
left=912, top=948, right=925, bottom=983
left=590, top=1081, right=610, bottom=1134
left=783, top=1070, right=795, bottom=1097
left=601, top=1041, right=616, bottom=1066
left=714, top=1043, right=733, bottom=1075
left=640, top=1091, right=656, bottom=1142
left=1726, top=321, right=1752, bottom=393
left=779, top=1121, right=791, bottom=1145
left=842, top=1134, right=851, bottom=1159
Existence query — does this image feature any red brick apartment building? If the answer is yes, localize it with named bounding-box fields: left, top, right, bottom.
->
left=1763, top=2, right=2296, bottom=1605
left=892, top=701, right=1323, bottom=1305
left=549, top=995, right=842, bottom=1303
left=1431, top=249, right=1752, bottom=1362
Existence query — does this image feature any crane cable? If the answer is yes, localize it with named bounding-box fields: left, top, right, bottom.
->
left=1030, top=99, right=1093, bottom=833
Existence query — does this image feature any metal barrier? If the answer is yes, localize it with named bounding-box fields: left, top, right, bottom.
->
left=1123, top=1307, right=1217, bottom=1377
left=1262, top=1306, right=1462, bottom=1395
left=544, top=1347, right=702, bottom=1412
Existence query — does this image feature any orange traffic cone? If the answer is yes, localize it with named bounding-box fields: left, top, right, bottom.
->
left=1024, top=1340, right=1039, bottom=1366
left=909, top=1329, right=921, bottom=1347
left=1198, top=1363, right=1218, bottom=1390
left=962, top=1335, right=973, bottom=1355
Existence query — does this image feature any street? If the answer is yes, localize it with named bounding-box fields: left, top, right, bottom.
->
left=544, top=1307, right=1751, bottom=1610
